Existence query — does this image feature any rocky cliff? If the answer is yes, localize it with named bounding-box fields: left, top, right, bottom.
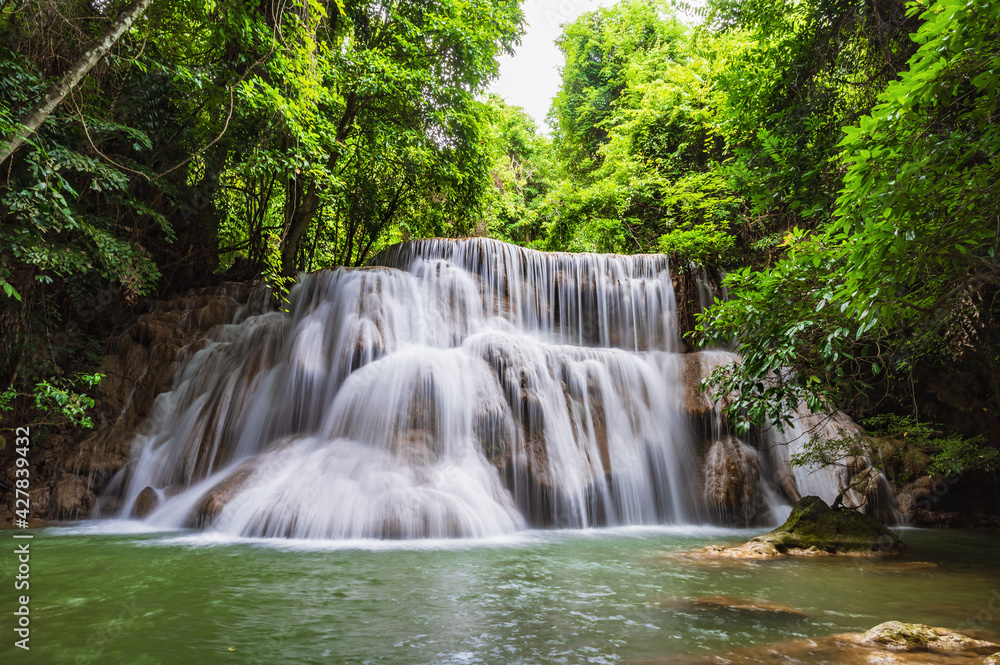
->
left=0, top=280, right=272, bottom=523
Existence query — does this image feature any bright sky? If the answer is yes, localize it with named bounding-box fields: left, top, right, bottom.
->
left=487, top=0, right=617, bottom=132
left=487, top=0, right=704, bottom=133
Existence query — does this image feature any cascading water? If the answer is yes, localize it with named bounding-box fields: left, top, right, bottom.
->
left=101, top=238, right=890, bottom=539
left=761, top=407, right=900, bottom=523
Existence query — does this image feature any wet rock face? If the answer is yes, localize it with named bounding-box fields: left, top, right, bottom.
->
left=55, top=474, right=94, bottom=517
left=679, top=352, right=738, bottom=423
left=132, top=486, right=159, bottom=518
left=896, top=475, right=971, bottom=528
left=192, top=462, right=257, bottom=528
left=702, top=437, right=763, bottom=525
left=54, top=281, right=264, bottom=520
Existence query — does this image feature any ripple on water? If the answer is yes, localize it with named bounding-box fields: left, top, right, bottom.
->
left=18, top=527, right=1000, bottom=665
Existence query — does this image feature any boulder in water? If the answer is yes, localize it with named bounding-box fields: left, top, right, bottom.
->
left=131, top=486, right=159, bottom=518
left=688, top=495, right=901, bottom=558
left=753, top=495, right=901, bottom=554
left=652, top=622, right=998, bottom=664
left=192, top=462, right=257, bottom=527
left=861, top=621, right=996, bottom=651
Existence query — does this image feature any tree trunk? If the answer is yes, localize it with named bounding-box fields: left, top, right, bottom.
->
left=280, top=181, right=321, bottom=276
left=0, top=0, right=154, bottom=165
left=277, top=93, right=359, bottom=275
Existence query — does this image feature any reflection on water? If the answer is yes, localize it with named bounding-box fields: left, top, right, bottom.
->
left=5, top=526, right=998, bottom=665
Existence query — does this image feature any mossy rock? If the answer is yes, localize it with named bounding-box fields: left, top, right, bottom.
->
left=861, top=621, right=996, bottom=652
left=984, top=653, right=1000, bottom=665
left=750, top=496, right=901, bottom=555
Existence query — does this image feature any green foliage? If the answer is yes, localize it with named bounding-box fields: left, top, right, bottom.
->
left=862, top=414, right=999, bottom=480
left=699, top=229, right=857, bottom=432
left=832, top=0, right=1000, bottom=350
left=481, top=96, right=555, bottom=245
left=550, top=0, right=686, bottom=172
left=32, top=373, right=103, bottom=429
left=706, top=0, right=917, bottom=235
left=788, top=413, right=998, bottom=491
left=532, top=0, right=736, bottom=256
left=2, top=373, right=104, bottom=430
left=0, top=50, right=163, bottom=302
left=696, top=0, right=1000, bottom=446
left=1, top=0, right=525, bottom=401
left=656, top=171, right=740, bottom=264
left=927, top=436, right=1000, bottom=476
left=659, top=222, right=734, bottom=265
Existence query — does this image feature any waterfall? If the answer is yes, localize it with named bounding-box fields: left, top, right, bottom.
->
left=101, top=238, right=892, bottom=539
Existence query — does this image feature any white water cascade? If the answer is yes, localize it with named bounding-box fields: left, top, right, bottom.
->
left=102, top=238, right=890, bottom=539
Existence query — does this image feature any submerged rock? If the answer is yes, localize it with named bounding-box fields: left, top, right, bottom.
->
left=688, top=595, right=807, bottom=618
left=985, top=653, right=1000, bottom=665
left=691, top=541, right=783, bottom=559
left=689, top=495, right=901, bottom=558
left=870, top=561, right=941, bottom=574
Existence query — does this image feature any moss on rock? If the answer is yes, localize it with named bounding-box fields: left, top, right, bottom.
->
left=749, top=495, right=901, bottom=555
left=685, top=495, right=902, bottom=559
left=861, top=621, right=996, bottom=651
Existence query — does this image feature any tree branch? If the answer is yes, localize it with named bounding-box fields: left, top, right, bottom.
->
left=0, top=0, right=154, bottom=166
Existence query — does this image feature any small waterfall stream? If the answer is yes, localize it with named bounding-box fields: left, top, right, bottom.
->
left=102, top=238, right=889, bottom=539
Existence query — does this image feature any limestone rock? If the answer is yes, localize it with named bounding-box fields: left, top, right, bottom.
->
left=653, top=624, right=998, bottom=664
left=861, top=621, right=996, bottom=651
left=55, top=474, right=94, bottom=517
left=132, top=486, right=159, bottom=518
left=679, top=351, right=739, bottom=421
left=690, top=541, right=783, bottom=559
left=60, top=282, right=254, bottom=521
left=191, top=458, right=260, bottom=527
left=702, top=436, right=761, bottom=524
left=896, top=475, right=969, bottom=528
left=687, top=495, right=901, bottom=558
left=29, top=485, right=52, bottom=520
left=750, top=495, right=901, bottom=555
left=690, top=595, right=806, bottom=618
left=870, top=561, right=941, bottom=574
